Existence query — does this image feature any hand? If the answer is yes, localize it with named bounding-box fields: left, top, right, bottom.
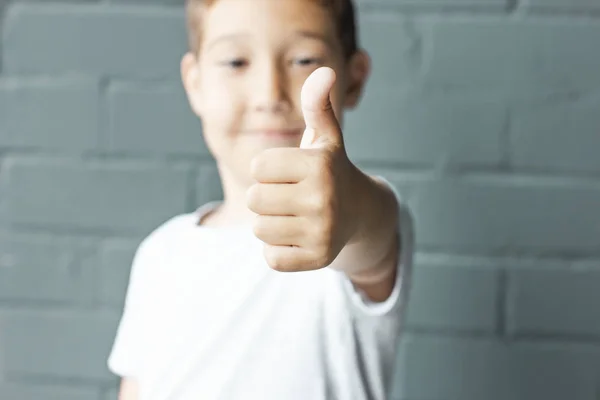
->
left=246, top=67, right=363, bottom=272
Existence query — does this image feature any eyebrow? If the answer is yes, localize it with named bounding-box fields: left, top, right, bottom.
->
left=295, top=31, right=329, bottom=43
left=205, top=33, right=249, bottom=52
left=205, top=30, right=334, bottom=53
left=292, top=30, right=335, bottom=48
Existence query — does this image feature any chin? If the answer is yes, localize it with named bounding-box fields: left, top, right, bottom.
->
left=251, top=135, right=301, bottom=149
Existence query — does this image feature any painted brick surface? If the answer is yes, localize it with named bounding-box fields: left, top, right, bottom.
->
left=0, top=1, right=598, bottom=399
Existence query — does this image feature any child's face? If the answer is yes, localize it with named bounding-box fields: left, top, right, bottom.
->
left=181, top=0, right=369, bottom=186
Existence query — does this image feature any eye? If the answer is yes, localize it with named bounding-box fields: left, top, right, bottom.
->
left=293, top=57, right=323, bottom=67
left=221, top=58, right=248, bottom=69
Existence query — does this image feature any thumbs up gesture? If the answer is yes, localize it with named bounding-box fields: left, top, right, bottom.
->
left=247, top=67, right=364, bottom=272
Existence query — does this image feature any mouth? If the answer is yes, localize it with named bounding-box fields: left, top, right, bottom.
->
left=248, top=128, right=303, bottom=139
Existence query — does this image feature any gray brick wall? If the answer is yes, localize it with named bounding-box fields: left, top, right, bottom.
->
left=0, top=0, right=598, bottom=399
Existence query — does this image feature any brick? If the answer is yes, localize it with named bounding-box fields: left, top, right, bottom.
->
left=0, top=158, right=190, bottom=233
left=0, top=78, right=98, bottom=152
left=0, top=232, right=95, bottom=305
left=511, top=94, right=600, bottom=174
left=97, top=239, right=140, bottom=308
left=0, top=310, right=119, bottom=381
left=9, top=0, right=98, bottom=2
left=0, top=2, right=6, bottom=71
left=0, top=384, right=100, bottom=400
left=3, top=4, right=186, bottom=77
left=508, top=267, right=600, bottom=338
left=195, top=162, right=223, bottom=207
left=524, top=0, right=600, bottom=11
left=355, top=13, right=420, bottom=91
left=405, top=263, right=499, bottom=333
left=356, top=0, right=507, bottom=10
left=423, top=19, right=600, bottom=93
left=390, top=334, right=600, bottom=400
left=345, top=91, right=505, bottom=166
left=108, top=0, right=184, bottom=4
left=108, top=83, right=207, bottom=156
left=382, top=175, right=600, bottom=252
left=101, top=386, right=119, bottom=400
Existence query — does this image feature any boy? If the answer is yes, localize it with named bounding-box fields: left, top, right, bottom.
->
left=107, top=0, right=413, bottom=399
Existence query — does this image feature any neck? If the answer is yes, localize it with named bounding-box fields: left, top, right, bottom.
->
left=214, top=163, right=256, bottom=224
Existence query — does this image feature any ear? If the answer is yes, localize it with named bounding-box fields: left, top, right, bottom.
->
left=343, top=50, right=371, bottom=110
left=181, top=52, right=204, bottom=117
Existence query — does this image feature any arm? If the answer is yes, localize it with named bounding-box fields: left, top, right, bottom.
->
left=328, top=171, right=400, bottom=303
left=118, top=378, right=139, bottom=400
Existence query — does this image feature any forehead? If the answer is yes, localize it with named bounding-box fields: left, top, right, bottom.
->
left=200, top=0, right=336, bottom=43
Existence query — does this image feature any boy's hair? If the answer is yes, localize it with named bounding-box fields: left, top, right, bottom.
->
left=185, top=0, right=359, bottom=60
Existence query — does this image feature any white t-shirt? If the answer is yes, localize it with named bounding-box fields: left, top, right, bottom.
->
left=107, top=186, right=413, bottom=400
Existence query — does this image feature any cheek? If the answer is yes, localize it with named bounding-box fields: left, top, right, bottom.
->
left=196, top=94, right=245, bottom=163
left=329, top=82, right=346, bottom=121
left=199, top=77, right=245, bottom=135
left=287, top=73, right=305, bottom=110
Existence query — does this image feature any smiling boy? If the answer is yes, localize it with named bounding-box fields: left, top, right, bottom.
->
left=107, top=0, right=413, bottom=399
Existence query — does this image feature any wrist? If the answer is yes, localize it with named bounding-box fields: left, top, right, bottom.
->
left=347, top=170, right=397, bottom=245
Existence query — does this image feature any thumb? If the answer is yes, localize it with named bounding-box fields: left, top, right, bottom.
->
left=300, top=67, right=343, bottom=149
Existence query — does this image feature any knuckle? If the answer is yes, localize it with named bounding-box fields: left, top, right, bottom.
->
left=312, top=191, right=335, bottom=216
left=269, top=256, right=288, bottom=272
left=266, top=251, right=287, bottom=272
left=308, top=229, right=333, bottom=266
left=270, top=262, right=287, bottom=272
left=309, top=219, right=323, bottom=239
left=311, top=218, right=331, bottom=241
left=309, top=191, right=326, bottom=213
left=314, top=250, right=332, bottom=269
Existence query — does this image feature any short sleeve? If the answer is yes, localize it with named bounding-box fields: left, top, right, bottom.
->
left=338, top=175, right=414, bottom=318
left=328, top=177, right=414, bottom=399
left=107, top=235, right=164, bottom=379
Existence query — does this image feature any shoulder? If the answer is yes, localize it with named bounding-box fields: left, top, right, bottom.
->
left=124, top=211, right=201, bottom=287
left=136, top=211, right=199, bottom=256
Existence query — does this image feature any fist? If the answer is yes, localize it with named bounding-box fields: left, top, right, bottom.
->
left=247, top=67, right=361, bottom=272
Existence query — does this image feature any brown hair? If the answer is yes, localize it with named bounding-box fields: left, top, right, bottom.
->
left=185, top=0, right=359, bottom=60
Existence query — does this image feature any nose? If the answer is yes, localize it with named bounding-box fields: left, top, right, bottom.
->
left=251, top=63, right=290, bottom=113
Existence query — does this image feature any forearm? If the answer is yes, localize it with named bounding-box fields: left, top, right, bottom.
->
left=118, top=378, right=139, bottom=400
left=328, top=171, right=400, bottom=300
